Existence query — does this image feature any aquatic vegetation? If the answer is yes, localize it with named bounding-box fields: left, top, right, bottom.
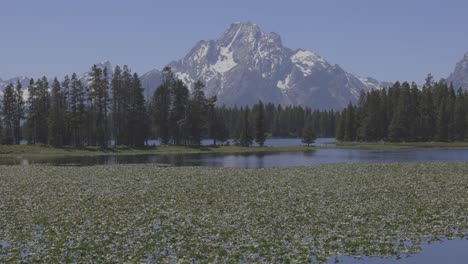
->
left=0, top=163, right=467, bottom=262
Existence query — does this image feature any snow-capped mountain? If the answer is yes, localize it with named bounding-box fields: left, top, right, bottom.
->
left=142, top=22, right=389, bottom=109
left=447, top=52, right=468, bottom=90
left=140, top=69, right=162, bottom=99
left=0, top=76, right=30, bottom=90
left=2, top=23, right=396, bottom=109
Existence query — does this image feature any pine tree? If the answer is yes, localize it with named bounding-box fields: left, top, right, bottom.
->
left=2, top=84, right=16, bottom=144
left=214, top=110, right=229, bottom=144
left=255, top=100, right=267, bottom=146
left=151, top=67, right=173, bottom=145
left=447, top=84, right=456, bottom=141
left=206, top=96, right=219, bottom=145
left=48, top=78, right=66, bottom=147
left=183, top=80, right=210, bottom=146
left=88, top=65, right=110, bottom=147
left=419, top=86, right=436, bottom=141
left=69, top=73, right=86, bottom=147
left=454, top=88, right=466, bottom=141
left=26, top=77, right=50, bottom=144
left=408, top=82, right=421, bottom=140
left=62, top=75, right=71, bottom=145
left=111, top=65, right=126, bottom=145
left=336, top=109, right=346, bottom=141
left=344, top=103, right=356, bottom=141
left=388, top=82, right=411, bottom=142
left=25, top=79, right=37, bottom=144
left=436, top=99, right=449, bottom=142
left=129, top=73, right=148, bottom=147
left=169, top=80, right=189, bottom=145
left=239, top=107, right=253, bottom=147
left=301, top=124, right=316, bottom=146
left=13, top=80, right=24, bottom=144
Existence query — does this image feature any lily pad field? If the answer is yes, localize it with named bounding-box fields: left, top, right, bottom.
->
left=1, top=163, right=467, bottom=263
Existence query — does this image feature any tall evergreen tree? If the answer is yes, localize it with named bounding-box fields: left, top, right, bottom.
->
left=152, top=67, right=173, bottom=145
left=26, top=77, right=50, bottom=144
left=336, top=109, right=346, bottom=141
left=206, top=96, right=219, bottom=145
left=13, top=80, right=24, bottom=144
left=388, top=82, right=411, bottom=142
left=419, top=85, right=436, bottom=141
left=183, top=80, right=210, bottom=146
left=69, top=73, right=86, bottom=147
left=454, top=88, right=466, bottom=141
left=2, top=84, right=16, bottom=144
left=169, top=80, right=189, bottom=145
left=255, top=100, right=267, bottom=146
left=239, top=107, right=253, bottom=147
left=301, top=123, right=316, bottom=146
left=112, top=65, right=129, bottom=145
left=62, top=75, right=71, bottom=145
left=88, top=65, right=110, bottom=147
left=344, top=103, right=356, bottom=141
left=48, top=78, right=66, bottom=147
left=436, top=99, right=449, bottom=142
left=128, top=73, right=148, bottom=147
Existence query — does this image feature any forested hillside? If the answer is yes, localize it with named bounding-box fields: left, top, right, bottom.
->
left=337, top=75, right=468, bottom=142
left=0, top=66, right=336, bottom=147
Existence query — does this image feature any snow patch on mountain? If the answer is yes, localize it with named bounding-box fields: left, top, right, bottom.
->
left=139, top=22, right=394, bottom=109
left=211, top=24, right=241, bottom=74
left=277, top=74, right=292, bottom=92
left=291, top=50, right=327, bottom=76
left=212, top=47, right=237, bottom=73
left=175, top=72, right=193, bottom=86
left=191, top=43, right=209, bottom=61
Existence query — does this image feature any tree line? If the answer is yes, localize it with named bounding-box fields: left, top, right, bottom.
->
left=0, top=66, right=335, bottom=147
left=337, top=75, right=468, bottom=142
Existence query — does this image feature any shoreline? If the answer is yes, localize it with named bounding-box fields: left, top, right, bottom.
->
left=2, top=141, right=468, bottom=158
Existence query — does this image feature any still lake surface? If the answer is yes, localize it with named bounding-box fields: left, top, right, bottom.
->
left=2, top=138, right=468, bottom=167
left=329, top=239, right=468, bottom=264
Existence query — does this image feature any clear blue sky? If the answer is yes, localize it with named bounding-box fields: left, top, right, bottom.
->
left=1, top=0, right=467, bottom=83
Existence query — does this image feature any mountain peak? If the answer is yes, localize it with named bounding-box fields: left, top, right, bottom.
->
left=447, top=52, right=468, bottom=90
left=96, top=60, right=113, bottom=71
left=220, top=22, right=282, bottom=48
left=147, top=22, right=385, bottom=109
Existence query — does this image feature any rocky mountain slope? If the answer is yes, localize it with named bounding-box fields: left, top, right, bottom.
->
left=447, top=52, right=468, bottom=90
left=141, top=22, right=389, bottom=109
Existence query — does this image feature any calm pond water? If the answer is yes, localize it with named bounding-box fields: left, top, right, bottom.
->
left=144, top=137, right=336, bottom=147
left=2, top=147, right=468, bottom=167
left=329, top=239, right=468, bottom=264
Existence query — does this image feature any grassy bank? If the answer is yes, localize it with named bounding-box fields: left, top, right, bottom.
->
left=0, top=144, right=316, bottom=157
left=2, top=140, right=468, bottom=158
left=335, top=141, right=468, bottom=149
left=0, top=163, right=467, bottom=263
